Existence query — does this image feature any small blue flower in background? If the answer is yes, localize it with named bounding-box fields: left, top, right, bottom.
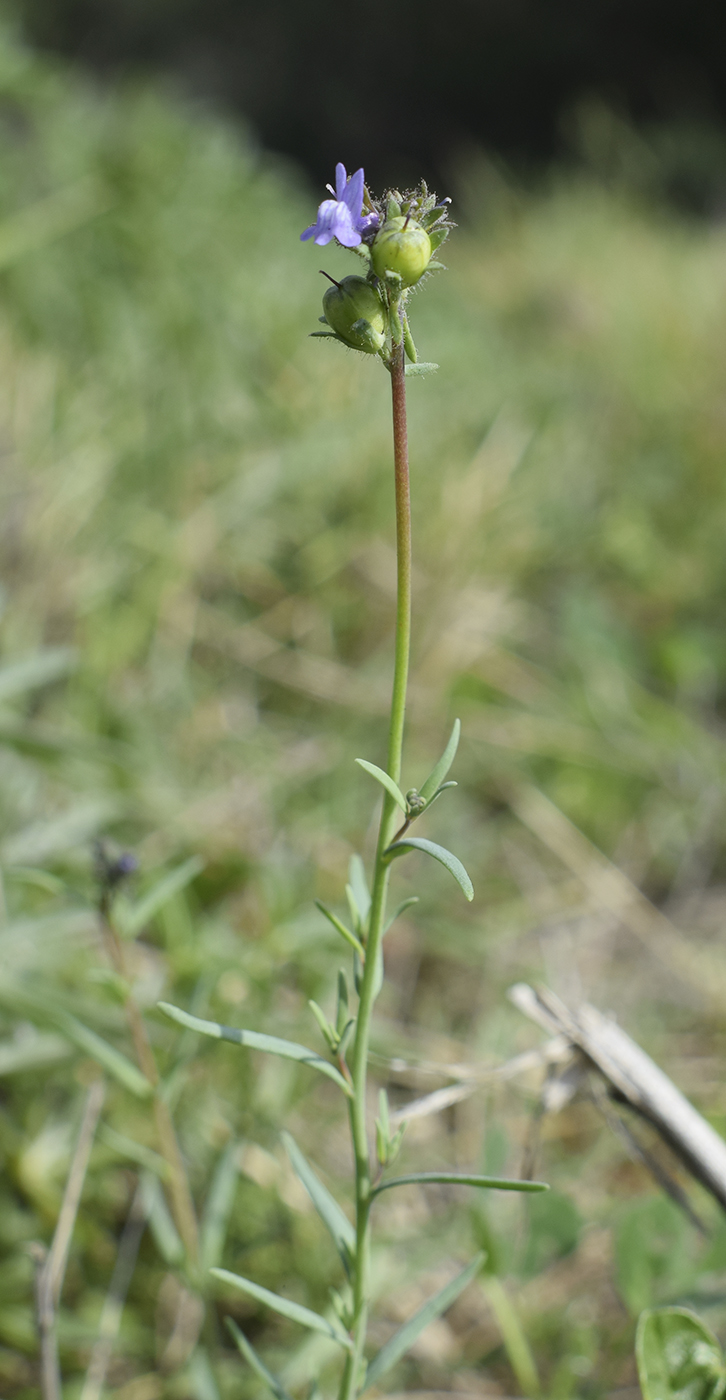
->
left=301, top=163, right=379, bottom=247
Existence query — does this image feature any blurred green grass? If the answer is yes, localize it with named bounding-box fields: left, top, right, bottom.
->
left=2, top=14, right=726, bottom=1400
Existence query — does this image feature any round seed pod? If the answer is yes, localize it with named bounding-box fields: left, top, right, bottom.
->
left=322, top=275, right=386, bottom=354
left=371, top=216, right=432, bottom=287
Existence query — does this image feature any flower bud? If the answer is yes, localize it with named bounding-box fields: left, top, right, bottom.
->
left=406, top=788, right=426, bottom=815
left=371, top=216, right=432, bottom=287
left=322, top=275, right=386, bottom=354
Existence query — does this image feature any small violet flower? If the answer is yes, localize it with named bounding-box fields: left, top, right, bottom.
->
left=301, top=163, right=379, bottom=248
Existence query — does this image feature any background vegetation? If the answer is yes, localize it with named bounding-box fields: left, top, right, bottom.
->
left=1, top=17, right=726, bottom=1400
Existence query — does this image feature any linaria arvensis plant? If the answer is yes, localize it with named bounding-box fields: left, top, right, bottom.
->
left=160, top=162, right=548, bottom=1400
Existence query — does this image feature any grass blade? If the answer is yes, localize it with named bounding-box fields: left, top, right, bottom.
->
left=225, top=1319, right=294, bottom=1400
left=419, top=719, right=461, bottom=803
left=121, top=856, right=205, bottom=938
left=158, top=1003, right=353, bottom=1096
left=54, top=1011, right=153, bottom=1099
left=211, top=1269, right=354, bottom=1350
left=364, top=1253, right=484, bottom=1387
left=372, top=1172, right=549, bottom=1198
left=355, top=759, right=407, bottom=813
left=281, top=1131, right=354, bottom=1268
left=385, top=836, right=474, bottom=901
left=200, top=1141, right=241, bottom=1271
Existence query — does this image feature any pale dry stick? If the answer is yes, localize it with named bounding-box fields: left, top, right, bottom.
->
left=81, top=1180, right=150, bottom=1400
left=506, top=780, right=726, bottom=1009
left=586, top=1073, right=707, bottom=1234
left=97, top=897, right=199, bottom=1267
left=31, top=1078, right=106, bottom=1400
left=510, top=983, right=726, bottom=1213
left=387, top=1038, right=572, bottom=1127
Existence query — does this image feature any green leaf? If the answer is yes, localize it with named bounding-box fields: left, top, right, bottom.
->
left=188, top=1347, right=221, bottom=1400
left=281, top=1131, right=355, bottom=1269
left=201, top=1142, right=241, bottom=1271
left=425, top=780, right=458, bottom=810
left=405, top=362, right=438, bottom=377
left=99, top=1124, right=169, bottom=1177
left=420, top=719, right=461, bottom=802
left=139, top=1171, right=184, bottom=1265
left=372, top=1172, right=549, bottom=1198
left=335, top=971, right=349, bottom=1035
left=348, top=855, right=371, bottom=930
left=225, top=1319, right=294, bottom=1400
left=157, top=1003, right=353, bottom=1097
left=315, top=902, right=364, bottom=958
left=385, top=836, right=474, bottom=902
left=337, top=1018, right=356, bottom=1059
left=428, top=228, right=449, bottom=252
left=364, top=1254, right=485, bottom=1388
left=355, top=759, right=407, bottom=813
left=308, top=999, right=337, bottom=1051
left=384, top=896, right=419, bottom=934
left=210, top=1269, right=354, bottom=1351
left=121, top=856, right=205, bottom=938
left=636, top=1308, right=726, bottom=1400
left=54, top=1010, right=153, bottom=1098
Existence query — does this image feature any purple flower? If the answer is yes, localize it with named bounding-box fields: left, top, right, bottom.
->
left=301, top=163, right=379, bottom=247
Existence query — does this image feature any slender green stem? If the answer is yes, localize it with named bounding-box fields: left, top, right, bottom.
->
left=340, top=320, right=412, bottom=1400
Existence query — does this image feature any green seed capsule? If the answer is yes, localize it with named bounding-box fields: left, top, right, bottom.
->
left=372, top=216, right=432, bottom=287
left=322, top=275, right=386, bottom=354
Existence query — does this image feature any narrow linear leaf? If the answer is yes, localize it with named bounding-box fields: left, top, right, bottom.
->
left=420, top=719, right=461, bottom=802
left=372, top=1173, right=548, bottom=1198
left=405, top=362, right=438, bottom=377
left=99, top=1124, right=169, bottom=1178
left=201, top=1141, right=241, bottom=1271
left=158, top=1003, right=353, bottom=1097
left=210, top=1269, right=354, bottom=1351
left=188, top=1347, right=220, bottom=1400
left=364, top=1254, right=484, bottom=1388
left=315, top=902, right=364, bottom=958
left=55, top=1010, right=153, bottom=1098
left=308, top=1000, right=336, bottom=1050
left=385, top=836, right=474, bottom=902
left=139, top=1171, right=184, bottom=1265
left=348, top=854, right=371, bottom=928
left=282, top=1131, right=355, bottom=1268
left=425, top=781, right=458, bottom=811
left=384, top=896, right=419, bottom=935
left=121, top=856, right=205, bottom=938
left=355, top=759, right=407, bottom=814
left=225, top=1318, right=294, bottom=1400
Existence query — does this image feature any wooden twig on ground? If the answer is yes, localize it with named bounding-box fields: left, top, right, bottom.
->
left=509, top=982, right=726, bottom=1215
left=30, top=1078, right=106, bottom=1400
